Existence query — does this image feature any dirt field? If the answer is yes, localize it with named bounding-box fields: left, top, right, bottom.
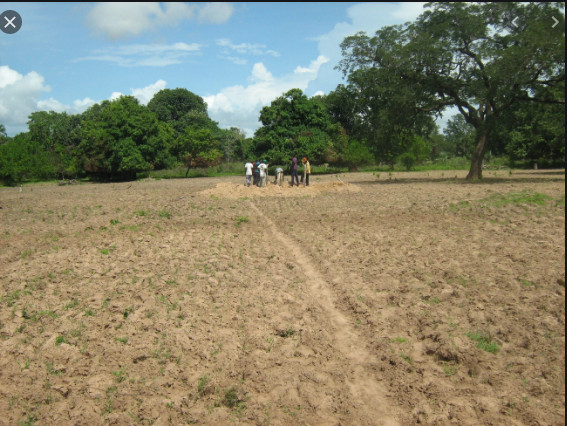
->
left=0, top=169, right=564, bottom=425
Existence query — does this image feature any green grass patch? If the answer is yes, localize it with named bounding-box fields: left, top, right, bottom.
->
left=196, top=374, right=209, bottom=398
left=100, top=245, right=116, bottom=255
left=449, top=200, right=472, bottom=212
left=2, top=290, right=20, bottom=307
left=480, top=191, right=553, bottom=208
left=234, top=215, right=250, bottom=226
left=520, top=279, right=536, bottom=288
left=111, top=369, right=126, bottom=383
left=158, top=209, right=171, bottom=219
left=275, top=328, right=295, bottom=338
left=466, top=331, right=500, bottom=353
left=443, top=365, right=458, bottom=376
left=64, top=298, right=79, bottom=310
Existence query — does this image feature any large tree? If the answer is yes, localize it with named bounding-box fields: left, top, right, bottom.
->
left=76, top=96, right=170, bottom=179
left=147, top=88, right=210, bottom=138
left=27, top=111, right=82, bottom=178
left=338, top=2, right=565, bottom=179
left=254, top=88, right=337, bottom=164
left=147, top=88, right=207, bottom=123
left=0, top=133, right=55, bottom=184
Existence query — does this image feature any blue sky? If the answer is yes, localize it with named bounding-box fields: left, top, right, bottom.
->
left=0, top=2, right=431, bottom=137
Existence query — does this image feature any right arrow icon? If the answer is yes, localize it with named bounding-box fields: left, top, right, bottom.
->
left=551, top=16, right=558, bottom=28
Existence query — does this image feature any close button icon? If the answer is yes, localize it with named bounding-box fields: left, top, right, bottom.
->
left=1, top=10, right=22, bottom=34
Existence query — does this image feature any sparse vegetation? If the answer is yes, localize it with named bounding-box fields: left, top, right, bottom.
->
left=466, top=331, right=500, bottom=354
left=234, top=215, right=250, bottom=226
left=0, top=170, right=563, bottom=425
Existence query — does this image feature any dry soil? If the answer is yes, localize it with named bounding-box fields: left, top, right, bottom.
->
left=0, top=169, right=564, bottom=425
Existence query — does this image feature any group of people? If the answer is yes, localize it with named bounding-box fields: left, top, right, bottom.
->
left=244, top=159, right=269, bottom=187
left=244, top=156, right=310, bottom=188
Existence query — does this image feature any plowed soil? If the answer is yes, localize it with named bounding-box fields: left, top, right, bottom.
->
left=0, top=169, right=564, bottom=425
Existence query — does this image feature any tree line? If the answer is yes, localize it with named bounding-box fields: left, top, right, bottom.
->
left=1, top=2, right=563, bottom=184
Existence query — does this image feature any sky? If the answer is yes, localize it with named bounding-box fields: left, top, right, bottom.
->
left=0, top=2, right=432, bottom=137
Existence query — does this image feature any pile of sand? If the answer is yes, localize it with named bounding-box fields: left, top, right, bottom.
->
left=199, top=180, right=362, bottom=198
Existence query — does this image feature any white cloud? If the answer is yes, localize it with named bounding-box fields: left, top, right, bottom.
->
left=0, top=66, right=50, bottom=135
left=131, top=79, right=167, bottom=104
left=250, top=63, right=273, bottom=83
left=216, top=38, right=280, bottom=65
left=36, top=98, right=67, bottom=113
left=217, top=38, right=280, bottom=56
left=36, top=97, right=98, bottom=114
left=309, top=2, right=427, bottom=95
left=86, top=2, right=232, bottom=40
left=86, top=3, right=194, bottom=40
left=0, top=66, right=165, bottom=136
left=106, top=80, right=166, bottom=104
left=219, top=56, right=248, bottom=65
left=204, top=56, right=328, bottom=137
left=198, top=2, right=234, bottom=24
left=110, top=92, right=123, bottom=101
left=294, top=56, right=330, bottom=74
left=72, top=42, right=203, bottom=67
left=392, top=2, right=427, bottom=22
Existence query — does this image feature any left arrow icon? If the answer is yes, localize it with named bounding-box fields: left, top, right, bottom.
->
left=512, top=17, right=519, bottom=28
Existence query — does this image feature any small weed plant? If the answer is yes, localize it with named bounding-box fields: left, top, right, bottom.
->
left=234, top=215, right=250, bottom=226
left=466, top=331, right=500, bottom=353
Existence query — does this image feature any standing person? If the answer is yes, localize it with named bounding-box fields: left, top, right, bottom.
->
left=253, top=160, right=260, bottom=186
left=302, top=157, right=311, bottom=186
left=290, top=156, right=299, bottom=187
left=244, top=160, right=253, bottom=187
left=274, top=167, right=284, bottom=186
left=258, top=159, right=268, bottom=187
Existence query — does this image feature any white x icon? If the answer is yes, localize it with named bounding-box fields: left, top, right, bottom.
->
left=4, top=15, right=16, bottom=28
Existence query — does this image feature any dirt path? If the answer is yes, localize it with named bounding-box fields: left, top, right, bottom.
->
left=248, top=201, right=401, bottom=425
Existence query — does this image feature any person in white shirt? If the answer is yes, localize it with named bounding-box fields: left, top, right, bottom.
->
left=258, top=159, right=268, bottom=187
left=244, top=161, right=253, bottom=187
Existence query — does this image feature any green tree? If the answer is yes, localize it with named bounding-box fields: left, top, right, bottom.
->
left=443, top=115, right=476, bottom=158
left=76, top=96, right=167, bottom=179
left=337, top=2, right=565, bottom=179
left=0, top=133, right=55, bottom=185
left=147, top=88, right=207, bottom=124
left=27, top=111, right=82, bottom=178
left=254, top=88, right=336, bottom=164
left=496, top=84, right=565, bottom=166
left=218, top=127, right=246, bottom=162
left=177, top=127, right=223, bottom=177
left=329, top=54, right=436, bottom=167
left=398, top=135, right=431, bottom=170
left=0, top=124, right=7, bottom=143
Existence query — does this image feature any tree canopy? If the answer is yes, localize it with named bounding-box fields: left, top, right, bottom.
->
left=75, top=96, right=171, bottom=179
left=337, top=2, right=565, bottom=178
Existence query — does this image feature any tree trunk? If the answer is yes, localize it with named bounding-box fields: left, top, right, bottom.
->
left=466, top=130, right=489, bottom=180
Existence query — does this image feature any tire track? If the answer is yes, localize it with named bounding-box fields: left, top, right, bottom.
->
left=248, top=201, right=401, bottom=425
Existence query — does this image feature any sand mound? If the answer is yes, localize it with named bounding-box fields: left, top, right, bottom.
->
left=199, top=180, right=362, bottom=198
